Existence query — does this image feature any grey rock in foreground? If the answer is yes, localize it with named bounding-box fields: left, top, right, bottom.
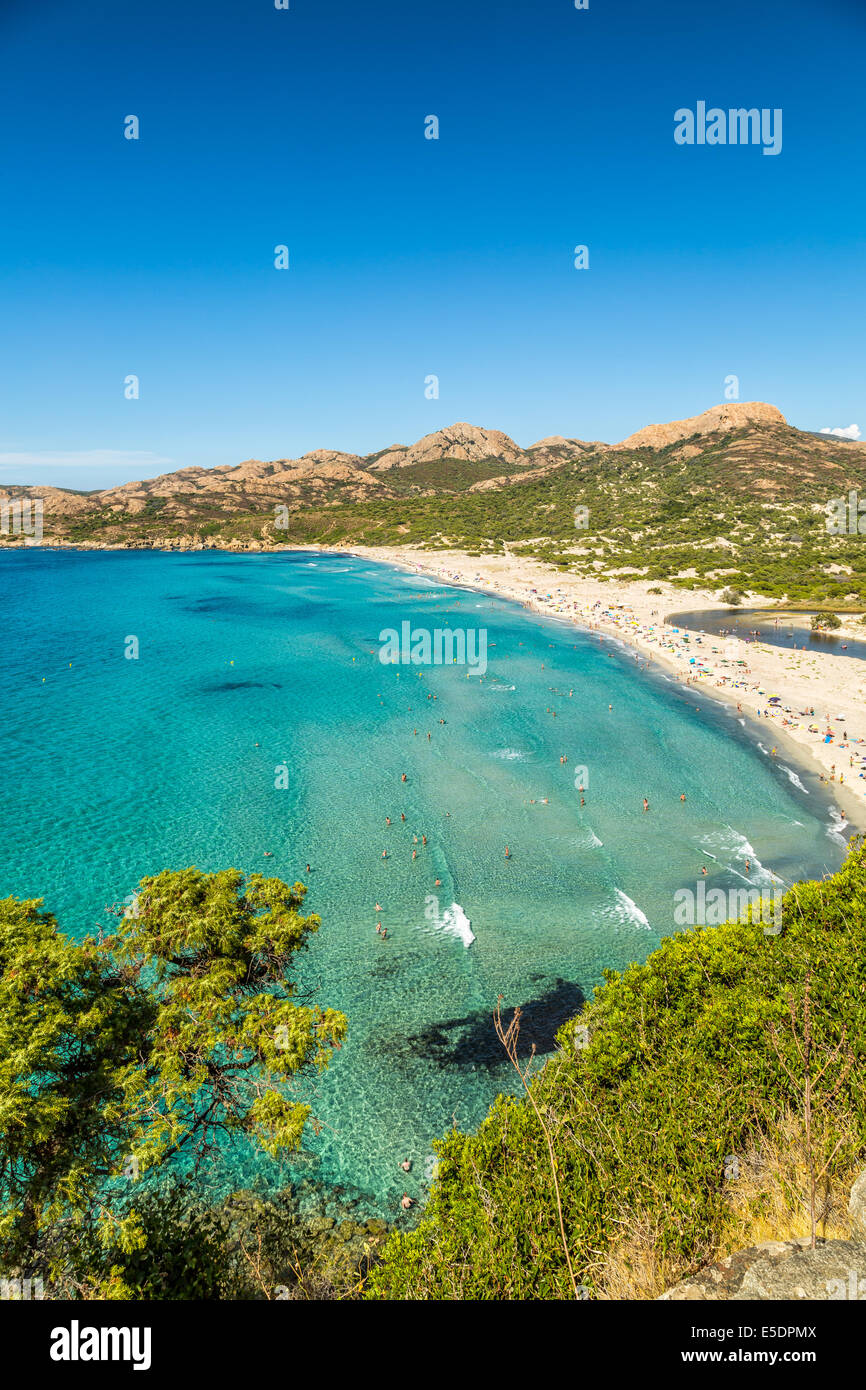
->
left=658, top=1237, right=866, bottom=1300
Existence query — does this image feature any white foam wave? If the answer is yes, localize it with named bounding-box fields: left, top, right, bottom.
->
left=698, top=827, right=781, bottom=889
left=780, top=764, right=808, bottom=793
left=492, top=748, right=526, bottom=761
left=607, top=888, right=650, bottom=930
left=424, top=901, right=475, bottom=948
left=827, top=809, right=850, bottom=847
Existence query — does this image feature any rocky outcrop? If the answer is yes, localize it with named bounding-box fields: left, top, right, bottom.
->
left=615, top=401, right=787, bottom=451
left=367, top=423, right=525, bottom=471
left=527, top=435, right=606, bottom=454
left=659, top=1168, right=866, bottom=1300
left=659, top=1237, right=866, bottom=1300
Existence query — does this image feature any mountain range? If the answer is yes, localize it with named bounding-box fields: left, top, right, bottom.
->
left=3, top=402, right=866, bottom=606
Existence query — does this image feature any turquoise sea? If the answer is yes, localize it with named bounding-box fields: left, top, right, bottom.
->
left=0, top=549, right=851, bottom=1216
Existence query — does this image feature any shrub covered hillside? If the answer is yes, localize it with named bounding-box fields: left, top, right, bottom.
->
left=369, top=840, right=866, bottom=1300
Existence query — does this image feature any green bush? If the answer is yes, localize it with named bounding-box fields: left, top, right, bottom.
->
left=369, top=840, right=866, bottom=1300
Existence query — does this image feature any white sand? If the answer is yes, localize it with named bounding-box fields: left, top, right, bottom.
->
left=325, top=544, right=866, bottom=833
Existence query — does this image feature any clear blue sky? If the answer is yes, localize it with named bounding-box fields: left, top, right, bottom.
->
left=1, top=0, right=864, bottom=488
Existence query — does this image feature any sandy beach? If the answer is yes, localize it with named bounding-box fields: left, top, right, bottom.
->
left=325, top=544, right=866, bottom=834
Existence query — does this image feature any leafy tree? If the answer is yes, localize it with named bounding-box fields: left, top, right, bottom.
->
left=0, top=868, right=345, bottom=1290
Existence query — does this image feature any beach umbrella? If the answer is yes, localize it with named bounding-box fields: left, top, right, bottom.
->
left=768, top=696, right=782, bottom=705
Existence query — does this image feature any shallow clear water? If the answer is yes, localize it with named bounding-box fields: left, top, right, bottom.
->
left=0, top=550, right=849, bottom=1215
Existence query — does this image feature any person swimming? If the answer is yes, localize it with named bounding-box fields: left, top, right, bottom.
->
left=642, top=798, right=649, bottom=812
left=505, top=846, right=511, bottom=859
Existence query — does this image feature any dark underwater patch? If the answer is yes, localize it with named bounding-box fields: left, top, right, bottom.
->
left=200, top=680, right=269, bottom=692
left=374, top=977, right=585, bottom=1072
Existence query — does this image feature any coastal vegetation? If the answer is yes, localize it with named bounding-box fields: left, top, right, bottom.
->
left=368, top=840, right=866, bottom=1300
left=0, top=867, right=367, bottom=1299
left=3, top=844, right=864, bottom=1299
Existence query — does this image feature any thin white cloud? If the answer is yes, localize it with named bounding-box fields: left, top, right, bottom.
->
left=0, top=450, right=174, bottom=470
left=819, top=424, right=861, bottom=440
